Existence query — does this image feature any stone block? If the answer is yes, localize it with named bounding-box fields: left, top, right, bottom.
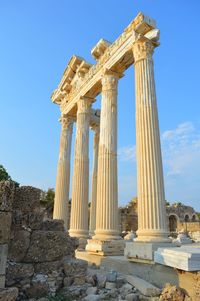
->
left=24, top=231, right=71, bottom=263
left=12, top=210, right=43, bottom=230
left=0, top=244, right=8, bottom=275
left=6, top=262, right=34, bottom=287
left=154, top=245, right=200, bottom=271
left=0, top=212, right=12, bottom=243
left=13, top=186, right=41, bottom=212
left=126, top=275, right=161, bottom=297
left=63, top=257, right=87, bottom=278
left=34, top=260, right=63, bottom=276
left=41, top=219, right=64, bottom=231
left=124, top=242, right=173, bottom=261
left=0, top=275, right=5, bottom=289
left=86, top=239, right=125, bottom=256
left=8, top=230, right=30, bottom=262
left=0, top=287, right=18, bottom=300
left=0, top=181, right=15, bottom=212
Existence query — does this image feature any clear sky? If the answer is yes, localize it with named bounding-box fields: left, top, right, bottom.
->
left=0, top=1, right=200, bottom=211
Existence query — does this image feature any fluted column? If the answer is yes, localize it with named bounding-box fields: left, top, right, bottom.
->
left=133, top=38, right=169, bottom=242
left=53, top=116, right=73, bottom=230
left=89, top=125, right=100, bottom=236
left=69, top=97, right=92, bottom=238
left=93, top=71, right=121, bottom=240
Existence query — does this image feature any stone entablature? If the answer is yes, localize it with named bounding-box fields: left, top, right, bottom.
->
left=51, top=12, right=159, bottom=117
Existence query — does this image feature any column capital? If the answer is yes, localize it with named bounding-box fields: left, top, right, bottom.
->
left=101, top=69, right=123, bottom=91
left=60, top=115, right=74, bottom=130
left=77, top=97, right=93, bottom=114
left=133, top=38, right=155, bottom=63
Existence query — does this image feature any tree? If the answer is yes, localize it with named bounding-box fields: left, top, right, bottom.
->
left=0, top=164, right=11, bottom=181
left=0, top=164, right=19, bottom=186
left=40, top=188, right=55, bottom=204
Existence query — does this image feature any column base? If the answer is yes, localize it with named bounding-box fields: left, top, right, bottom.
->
left=93, top=229, right=121, bottom=241
left=136, top=229, right=171, bottom=243
left=69, top=229, right=88, bottom=239
left=86, top=238, right=125, bottom=256
left=124, top=241, right=174, bottom=261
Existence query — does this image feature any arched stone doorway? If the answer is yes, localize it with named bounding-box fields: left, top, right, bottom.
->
left=169, top=215, right=177, bottom=232
left=192, top=214, right=196, bottom=222
left=184, top=214, right=190, bottom=222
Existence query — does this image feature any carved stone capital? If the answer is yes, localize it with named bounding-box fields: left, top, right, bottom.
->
left=101, top=72, right=119, bottom=91
left=77, top=97, right=93, bottom=114
left=133, top=39, right=154, bottom=63
left=60, top=116, right=74, bottom=130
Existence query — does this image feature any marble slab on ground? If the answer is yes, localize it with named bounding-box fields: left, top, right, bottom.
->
left=154, top=245, right=200, bottom=271
left=124, top=241, right=174, bottom=261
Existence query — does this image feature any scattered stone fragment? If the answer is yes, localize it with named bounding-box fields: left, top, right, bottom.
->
left=106, top=270, right=117, bottom=282
left=126, top=275, right=161, bottom=297
left=125, top=293, right=139, bottom=301
left=97, top=274, right=106, bottom=288
left=86, top=286, right=98, bottom=295
left=84, top=294, right=101, bottom=301
left=159, top=283, right=186, bottom=301
left=105, top=281, right=117, bottom=290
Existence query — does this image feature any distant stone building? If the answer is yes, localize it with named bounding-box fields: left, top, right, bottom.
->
left=119, top=198, right=200, bottom=233
left=166, top=203, right=199, bottom=232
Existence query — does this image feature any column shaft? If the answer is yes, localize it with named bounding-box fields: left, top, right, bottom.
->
left=93, top=72, right=120, bottom=240
left=133, top=39, right=169, bottom=242
left=53, top=117, right=73, bottom=229
left=69, top=98, right=91, bottom=238
left=89, top=125, right=100, bottom=236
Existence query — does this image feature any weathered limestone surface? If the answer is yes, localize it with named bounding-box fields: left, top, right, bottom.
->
left=24, top=230, right=72, bottom=263
left=89, top=125, right=99, bottom=237
left=133, top=38, right=169, bottom=243
left=53, top=116, right=73, bottom=229
left=86, top=72, right=125, bottom=255
left=69, top=97, right=92, bottom=239
left=93, top=72, right=120, bottom=241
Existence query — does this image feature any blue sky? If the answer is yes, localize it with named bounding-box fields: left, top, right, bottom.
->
left=0, top=1, right=200, bottom=211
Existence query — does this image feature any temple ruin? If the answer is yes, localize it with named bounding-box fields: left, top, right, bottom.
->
left=52, top=12, right=170, bottom=256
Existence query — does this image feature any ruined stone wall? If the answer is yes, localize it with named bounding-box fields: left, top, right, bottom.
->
left=177, top=222, right=200, bottom=232
left=0, top=181, right=87, bottom=300
left=0, top=181, right=15, bottom=289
